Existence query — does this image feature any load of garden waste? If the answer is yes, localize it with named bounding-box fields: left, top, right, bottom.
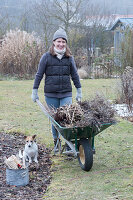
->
left=47, top=94, right=116, bottom=129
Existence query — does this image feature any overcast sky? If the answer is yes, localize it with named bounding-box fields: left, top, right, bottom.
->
left=90, top=0, right=133, bottom=14
left=0, top=0, right=133, bottom=15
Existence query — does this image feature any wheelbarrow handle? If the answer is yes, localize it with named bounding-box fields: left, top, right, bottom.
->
left=36, top=99, right=61, bottom=128
left=36, top=99, right=50, bottom=118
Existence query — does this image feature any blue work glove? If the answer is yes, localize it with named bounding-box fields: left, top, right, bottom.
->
left=76, top=88, right=82, bottom=102
left=31, top=89, right=39, bottom=102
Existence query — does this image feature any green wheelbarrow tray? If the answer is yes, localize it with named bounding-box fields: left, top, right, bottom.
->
left=53, top=122, right=113, bottom=141
left=51, top=119, right=113, bottom=153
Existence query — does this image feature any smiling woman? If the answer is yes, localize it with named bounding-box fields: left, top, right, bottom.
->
left=53, top=38, right=67, bottom=59
left=31, top=28, right=82, bottom=149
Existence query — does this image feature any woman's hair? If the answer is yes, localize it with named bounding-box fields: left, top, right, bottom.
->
left=49, top=44, right=72, bottom=57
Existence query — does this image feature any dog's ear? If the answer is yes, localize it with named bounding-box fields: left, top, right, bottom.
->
left=24, top=136, right=27, bottom=140
left=32, top=135, right=37, bottom=140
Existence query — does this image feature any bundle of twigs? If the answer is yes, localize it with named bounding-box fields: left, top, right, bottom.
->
left=51, top=103, right=83, bottom=127
left=87, top=94, right=115, bottom=123
left=47, top=94, right=116, bottom=129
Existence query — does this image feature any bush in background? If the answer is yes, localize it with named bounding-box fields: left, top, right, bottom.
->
left=0, top=29, right=45, bottom=78
left=120, top=28, right=133, bottom=71
left=78, top=68, right=89, bottom=79
left=115, top=66, right=133, bottom=112
left=114, top=79, right=125, bottom=104
left=74, top=48, right=88, bottom=69
left=121, top=66, right=133, bottom=111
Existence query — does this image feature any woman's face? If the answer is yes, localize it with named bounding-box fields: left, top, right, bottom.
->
left=53, top=38, right=66, bottom=50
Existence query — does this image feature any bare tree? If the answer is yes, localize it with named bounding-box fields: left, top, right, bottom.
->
left=52, top=0, right=83, bottom=33
left=30, top=0, right=59, bottom=50
left=31, top=0, right=85, bottom=49
left=29, top=0, right=113, bottom=63
left=0, top=13, right=12, bottom=37
left=19, top=2, right=31, bottom=32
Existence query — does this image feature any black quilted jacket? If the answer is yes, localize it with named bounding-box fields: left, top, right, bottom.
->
left=33, top=52, right=81, bottom=93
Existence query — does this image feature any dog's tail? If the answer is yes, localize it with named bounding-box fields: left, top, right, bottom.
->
left=19, top=150, right=23, bottom=158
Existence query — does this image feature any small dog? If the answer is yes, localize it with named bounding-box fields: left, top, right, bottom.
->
left=19, top=135, right=38, bottom=168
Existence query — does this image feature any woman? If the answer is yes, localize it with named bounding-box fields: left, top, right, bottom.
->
left=31, top=28, right=82, bottom=147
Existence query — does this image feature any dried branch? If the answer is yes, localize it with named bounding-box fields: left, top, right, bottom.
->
left=121, top=66, right=133, bottom=112
left=47, top=94, right=116, bottom=130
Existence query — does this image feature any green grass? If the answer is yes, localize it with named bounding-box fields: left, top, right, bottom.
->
left=44, top=120, right=133, bottom=200
left=0, top=78, right=133, bottom=200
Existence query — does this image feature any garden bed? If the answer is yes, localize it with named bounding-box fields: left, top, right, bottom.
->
left=0, top=132, right=52, bottom=200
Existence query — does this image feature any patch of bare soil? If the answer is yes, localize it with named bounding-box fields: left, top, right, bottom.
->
left=0, top=132, right=52, bottom=200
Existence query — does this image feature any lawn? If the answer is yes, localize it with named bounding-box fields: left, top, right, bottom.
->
left=0, top=78, right=133, bottom=200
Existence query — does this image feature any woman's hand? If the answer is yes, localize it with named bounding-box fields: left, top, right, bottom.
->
left=76, top=88, right=82, bottom=102
left=31, top=89, right=39, bottom=102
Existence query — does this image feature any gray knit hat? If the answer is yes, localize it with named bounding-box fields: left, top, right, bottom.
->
left=53, top=28, right=67, bottom=42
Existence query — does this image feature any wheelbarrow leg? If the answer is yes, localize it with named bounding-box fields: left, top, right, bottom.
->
left=61, top=136, right=79, bottom=157
left=53, top=136, right=61, bottom=155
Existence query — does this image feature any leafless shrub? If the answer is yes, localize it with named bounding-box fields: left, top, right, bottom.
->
left=0, top=29, right=45, bottom=78
left=74, top=48, right=88, bottom=69
left=78, top=68, right=89, bottom=79
left=47, top=94, right=116, bottom=129
left=92, top=53, right=115, bottom=78
left=114, top=80, right=125, bottom=104
left=121, top=66, right=133, bottom=111
left=120, top=29, right=133, bottom=71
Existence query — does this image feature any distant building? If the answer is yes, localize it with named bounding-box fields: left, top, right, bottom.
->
left=85, top=14, right=133, bottom=57
left=110, top=17, right=133, bottom=58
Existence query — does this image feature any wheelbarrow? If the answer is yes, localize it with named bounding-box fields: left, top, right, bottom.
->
left=36, top=100, right=114, bottom=171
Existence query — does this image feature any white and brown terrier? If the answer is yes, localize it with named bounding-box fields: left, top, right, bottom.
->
left=19, top=135, right=38, bottom=168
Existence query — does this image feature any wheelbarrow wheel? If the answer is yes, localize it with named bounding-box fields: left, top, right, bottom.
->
left=77, top=138, right=93, bottom=171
